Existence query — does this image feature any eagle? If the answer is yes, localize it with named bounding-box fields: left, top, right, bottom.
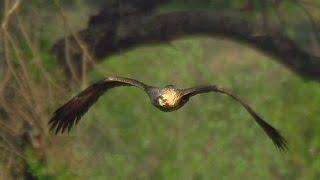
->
left=49, top=76, right=287, bottom=151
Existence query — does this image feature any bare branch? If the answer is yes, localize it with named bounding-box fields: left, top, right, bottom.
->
left=0, top=145, right=25, bottom=160
left=52, top=10, right=320, bottom=81
left=1, top=0, right=22, bottom=30
left=291, top=0, right=320, bottom=44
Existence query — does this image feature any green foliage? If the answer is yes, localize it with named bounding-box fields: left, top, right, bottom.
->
left=19, top=38, right=58, bottom=81
left=39, top=38, right=59, bottom=72
left=159, top=0, right=238, bottom=13
left=25, top=147, right=53, bottom=179
left=25, top=147, right=73, bottom=180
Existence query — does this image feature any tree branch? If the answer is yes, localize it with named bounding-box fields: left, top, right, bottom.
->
left=52, top=10, right=320, bottom=81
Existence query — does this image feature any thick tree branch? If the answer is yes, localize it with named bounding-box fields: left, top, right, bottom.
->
left=52, top=11, right=320, bottom=80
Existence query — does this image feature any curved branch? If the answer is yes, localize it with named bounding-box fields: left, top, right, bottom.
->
left=52, top=11, right=320, bottom=80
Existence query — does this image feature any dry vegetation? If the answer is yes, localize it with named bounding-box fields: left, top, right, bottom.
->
left=0, top=0, right=84, bottom=178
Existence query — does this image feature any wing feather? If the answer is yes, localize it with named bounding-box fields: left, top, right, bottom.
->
left=49, top=77, right=148, bottom=134
left=182, top=85, right=288, bottom=151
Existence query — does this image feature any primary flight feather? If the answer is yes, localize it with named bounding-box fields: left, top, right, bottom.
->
left=49, top=76, right=287, bottom=151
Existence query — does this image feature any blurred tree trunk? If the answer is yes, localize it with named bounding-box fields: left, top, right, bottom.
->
left=52, top=0, right=320, bottom=81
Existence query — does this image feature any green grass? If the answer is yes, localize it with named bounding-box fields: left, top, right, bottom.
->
left=48, top=37, right=320, bottom=179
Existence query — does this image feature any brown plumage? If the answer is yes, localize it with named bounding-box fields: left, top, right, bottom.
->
left=49, top=76, right=287, bottom=151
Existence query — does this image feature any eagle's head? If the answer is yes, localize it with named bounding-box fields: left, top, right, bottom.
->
left=154, top=85, right=188, bottom=111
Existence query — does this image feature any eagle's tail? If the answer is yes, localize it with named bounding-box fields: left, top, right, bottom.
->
left=49, top=80, right=107, bottom=134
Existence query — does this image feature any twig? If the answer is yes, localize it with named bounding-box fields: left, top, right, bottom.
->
left=0, top=121, right=17, bottom=135
left=0, top=95, right=34, bottom=127
left=17, top=18, right=56, bottom=85
left=0, top=66, right=12, bottom=96
left=270, top=2, right=289, bottom=34
left=0, top=145, right=25, bottom=160
left=292, top=0, right=320, bottom=44
left=53, top=0, right=109, bottom=85
left=53, top=0, right=87, bottom=85
left=1, top=0, right=22, bottom=30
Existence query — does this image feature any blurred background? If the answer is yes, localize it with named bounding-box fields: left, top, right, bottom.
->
left=1, top=0, right=320, bottom=179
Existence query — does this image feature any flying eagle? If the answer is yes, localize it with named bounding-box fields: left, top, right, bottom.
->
left=49, top=76, right=287, bottom=151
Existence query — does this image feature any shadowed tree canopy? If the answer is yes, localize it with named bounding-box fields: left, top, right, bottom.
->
left=52, top=0, right=320, bottom=81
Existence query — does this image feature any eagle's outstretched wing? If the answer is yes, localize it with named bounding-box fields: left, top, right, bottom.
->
left=181, top=85, right=288, bottom=151
left=49, top=77, right=149, bottom=134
